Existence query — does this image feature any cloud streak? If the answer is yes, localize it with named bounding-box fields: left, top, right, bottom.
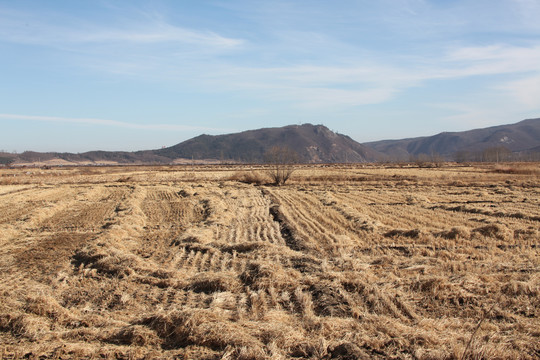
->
left=499, top=74, right=540, bottom=109
left=440, top=44, right=540, bottom=76
left=0, top=114, right=229, bottom=132
left=1, top=0, right=539, bottom=150
left=0, top=7, right=244, bottom=49
left=193, top=42, right=540, bottom=109
left=3, top=3, right=538, bottom=112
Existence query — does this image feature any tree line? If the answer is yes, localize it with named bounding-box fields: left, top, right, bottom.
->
left=401, top=146, right=540, bottom=165
left=454, top=146, right=540, bottom=163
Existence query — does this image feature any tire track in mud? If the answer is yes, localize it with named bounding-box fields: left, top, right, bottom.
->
left=72, top=184, right=217, bottom=288
left=268, top=204, right=303, bottom=252
left=431, top=203, right=540, bottom=222
left=261, top=187, right=421, bottom=323
left=3, top=171, right=539, bottom=359
left=70, top=183, right=431, bottom=331
left=141, top=187, right=208, bottom=228
left=0, top=185, right=125, bottom=283
left=331, top=190, right=476, bottom=232
left=0, top=185, right=41, bottom=197
left=201, top=186, right=287, bottom=247
left=2, top=186, right=134, bottom=284
left=0, top=186, right=82, bottom=225
left=163, top=185, right=311, bottom=324
left=39, top=201, right=118, bottom=232
left=264, top=187, right=354, bottom=254
left=262, top=188, right=308, bottom=253
left=0, top=185, right=137, bottom=333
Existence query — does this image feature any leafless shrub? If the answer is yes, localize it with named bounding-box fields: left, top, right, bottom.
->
left=264, top=146, right=299, bottom=186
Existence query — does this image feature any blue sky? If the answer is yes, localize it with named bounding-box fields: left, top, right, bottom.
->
left=1, top=0, right=539, bottom=152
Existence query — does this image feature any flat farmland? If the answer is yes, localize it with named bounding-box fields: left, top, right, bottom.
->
left=0, top=164, right=538, bottom=359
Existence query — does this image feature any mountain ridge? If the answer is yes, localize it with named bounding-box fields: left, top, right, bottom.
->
left=2, top=118, right=539, bottom=166
left=364, top=118, right=540, bottom=161
left=150, top=123, right=378, bottom=163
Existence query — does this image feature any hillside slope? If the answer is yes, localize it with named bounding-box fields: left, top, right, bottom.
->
left=152, top=124, right=379, bottom=163
left=364, top=118, right=540, bottom=161
left=6, top=119, right=539, bottom=166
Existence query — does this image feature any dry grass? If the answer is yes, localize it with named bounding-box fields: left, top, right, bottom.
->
left=0, top=163, right=538, bottom=359
left=229, top=170, right=269, bottom=185
left=491, top=163, right=540, bottom=175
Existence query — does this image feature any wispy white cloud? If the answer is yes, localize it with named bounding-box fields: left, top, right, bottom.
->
left=499, top=74, right=540, bottom=109
left=0, top=113, right=229, bottom=132
left=441, top=44, right=540, bottom=76
left=3, top=2, right=538, bottom=112
left=281, top=87, right=398, bottom=109
left=78, top=26, right=242, bottom=48
left=0, top=7, right=243, bottom=49
left=191, top=42, right=540, bottom=109
left=1, top=1, right=538, bottom=135
left=426, top=100, right=522, bottom=131
left=191, top=59, right=421, bottom=107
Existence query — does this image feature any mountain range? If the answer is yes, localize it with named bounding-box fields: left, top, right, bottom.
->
left=366, top=118, right=540, bottom=161
left=2, top=118, right=539, bottom=166
left=151, top=124, right=378, bottom=163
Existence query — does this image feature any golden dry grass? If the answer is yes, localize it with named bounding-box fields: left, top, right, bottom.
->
left=0, top=163, right=538, bottom=359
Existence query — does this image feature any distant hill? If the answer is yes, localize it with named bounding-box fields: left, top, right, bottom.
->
left=364, top=118, right=540, bottom=161
left=151, top=124, right=378, bottom=163
left=4, top=119, right=539, bottom=166
left=10, top=150, right=170, bottom=165
left=6, top=124, right=379, bottom=165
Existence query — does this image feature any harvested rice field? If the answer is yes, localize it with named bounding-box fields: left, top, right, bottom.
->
left=0, top=163, right=538, bottom=359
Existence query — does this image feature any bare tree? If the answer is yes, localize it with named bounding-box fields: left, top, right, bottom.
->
left=264, top=146, right=299, bottom=185
left=482, top=146, right=511, bottom=163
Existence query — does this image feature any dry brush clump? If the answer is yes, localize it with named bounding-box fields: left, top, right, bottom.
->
left=0, top=164, right=539, bottom=359
left=491, top=163, right=540, bottom=175
left=472, top=223, right=512, bottom=240
left=437, top=226, right=471, bottom=240
left=229, top=170, right=269, bottom=185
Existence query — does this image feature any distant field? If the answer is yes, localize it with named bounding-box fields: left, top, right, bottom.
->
left=0, top=164, right=538, bottom=359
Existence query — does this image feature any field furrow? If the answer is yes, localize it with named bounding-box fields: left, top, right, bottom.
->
left=1, top=165, right=538, bottom=360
